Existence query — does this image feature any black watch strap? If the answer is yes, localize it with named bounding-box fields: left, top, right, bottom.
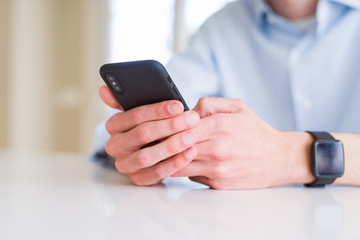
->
left=305, top=177, right=336, bottom=187
left=307, top=131, right=335, bottom=141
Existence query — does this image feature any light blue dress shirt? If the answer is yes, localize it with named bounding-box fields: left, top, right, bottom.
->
left=91, top=0, right=360, bottom=163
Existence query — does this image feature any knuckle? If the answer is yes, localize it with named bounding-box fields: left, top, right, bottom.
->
left=197, top=97, right=210, bottom=111
left=130, top=109, right=142, bottom=125
left=135, top=125, right=151, bottom=144
left=105, top=119, right=113, bottom=133
left=129, top=174, right=143, bottom=186
left=114, top=160, right=128, bottom=174
left=135, top=149, right=150, bottom=168
left=153, top=167, right=167, bottom=180
left=156, top=103, right=165, bottom=118
left=105, top=113, right=123, bottom=133
left=234, top=98, right=248, bottom=110
left=105, top=140, right=117, bottom=157
left=172, top=156, right=186, bottom=169
left=169, top=118, right=180, bottom=132
left=166, top=140, right=179, bottom=155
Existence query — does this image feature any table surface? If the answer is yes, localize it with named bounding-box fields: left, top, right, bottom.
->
left=0, top=151, right=359, bottom=240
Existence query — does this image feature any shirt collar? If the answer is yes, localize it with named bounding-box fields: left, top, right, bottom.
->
left=250, top=0, right=360, bottom=36
left=251, top=0, right=273, bottom=28
left=251, top=0, right=312, bottom=36
left=251, top=0, right=360, bottom=25
left=327, top=0, right=360, bottom=10
left=315, top=0, right=360, bottom=36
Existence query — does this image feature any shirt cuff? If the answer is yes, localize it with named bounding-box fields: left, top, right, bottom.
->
left=90, top=111, right=117, bottom=168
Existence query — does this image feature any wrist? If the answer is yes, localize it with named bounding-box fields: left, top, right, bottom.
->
left=279, top=131, right=316, bottom=185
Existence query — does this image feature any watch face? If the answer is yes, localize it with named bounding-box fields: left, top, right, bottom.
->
left=314, top=141, right=344, bottom=177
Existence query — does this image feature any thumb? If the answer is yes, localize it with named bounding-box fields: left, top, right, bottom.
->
left=192, top=97, right=247, bottom=118
left=99, top=85, right=124, bottom=111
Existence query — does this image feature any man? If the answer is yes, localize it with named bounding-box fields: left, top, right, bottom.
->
left=94, top=0, right=360, bottom=189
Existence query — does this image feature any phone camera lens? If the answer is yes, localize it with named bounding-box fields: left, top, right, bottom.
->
left=105, top=74, right=123, bottom=93
left=106, top=74, right=115, bottom=82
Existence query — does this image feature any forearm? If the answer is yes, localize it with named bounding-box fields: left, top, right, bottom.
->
left=333, top=133, right=360, bottom=186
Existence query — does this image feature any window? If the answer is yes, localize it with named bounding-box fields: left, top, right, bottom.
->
left=109, top=0, right=233, bottom=64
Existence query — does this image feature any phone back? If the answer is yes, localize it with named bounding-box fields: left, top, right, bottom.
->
left=99, top=60, right=188, bottom=111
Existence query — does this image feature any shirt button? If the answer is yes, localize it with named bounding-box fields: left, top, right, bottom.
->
left=303, top=99, right=313, bottom=111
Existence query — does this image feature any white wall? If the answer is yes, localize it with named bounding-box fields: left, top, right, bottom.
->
left=0, top=0, right=108, bottom=153
left=0, top=0, right=10, bottom=149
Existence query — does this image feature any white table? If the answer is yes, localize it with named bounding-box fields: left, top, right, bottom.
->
left=0, top=151, right=359, bottom=240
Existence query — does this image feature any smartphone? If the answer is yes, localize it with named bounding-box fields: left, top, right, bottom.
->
left=99, top=60, right=189, bottom=111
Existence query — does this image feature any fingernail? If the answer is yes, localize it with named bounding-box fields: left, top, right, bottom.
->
left=182, top=132, right=195, bottom=146
left=184, top=147, right=196, bottom=159
left=168, top=103, right=182, bottom=115
left=186, top=112, right=199, bottom=126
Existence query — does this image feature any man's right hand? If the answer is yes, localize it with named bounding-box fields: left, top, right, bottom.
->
left=99, top=85, right=200, bottom=186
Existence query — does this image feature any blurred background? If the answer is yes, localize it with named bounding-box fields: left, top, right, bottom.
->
left=0, top=0, right=232, bottom=155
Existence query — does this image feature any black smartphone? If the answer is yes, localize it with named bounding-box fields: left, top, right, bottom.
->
left=99, top=60, right=189, bottom=111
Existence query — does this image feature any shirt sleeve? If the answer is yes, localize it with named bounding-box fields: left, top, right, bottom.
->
left=89, top=109, right=118, bottom=168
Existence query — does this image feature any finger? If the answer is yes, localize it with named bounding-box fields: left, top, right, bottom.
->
left=99, top=85, right=124, bottom=110
left=192, top=138, right=227, bottom=161
left=105, top=100, right=185, bottom=134
left=123, top=111, right=199, bottom=148
left=115, top=130, right=197, bottom=173
left=171, top=160, right=208, bottom=177
left=106, top=111, right=199, bottom=154
left=129, top=147, right=197, bottom=186
left=193, top=97, right=247, bottom=118
left=171, top=138, right=226, bottom=177
left=191, top=114, right=226, bottom=142
left=189, top=176, right=213, bottom=187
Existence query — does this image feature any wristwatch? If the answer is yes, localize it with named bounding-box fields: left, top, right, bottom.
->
left=305, top=131, right=344, bottom=187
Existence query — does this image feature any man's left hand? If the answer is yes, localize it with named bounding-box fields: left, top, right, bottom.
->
left=172, top=97, right=314, bottom=189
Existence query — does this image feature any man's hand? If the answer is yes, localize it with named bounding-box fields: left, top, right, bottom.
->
left=99, top=85, right=200, bottom=185
left=172, top=97, right=315, bottom=189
